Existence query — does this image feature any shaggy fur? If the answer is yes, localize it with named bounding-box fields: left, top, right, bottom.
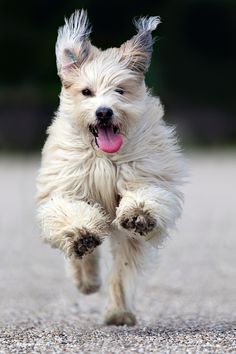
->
left=36, top=10, right=186, bottom=326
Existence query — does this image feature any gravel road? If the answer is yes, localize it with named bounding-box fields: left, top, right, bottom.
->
left=0, top=152, right=236, bottom=353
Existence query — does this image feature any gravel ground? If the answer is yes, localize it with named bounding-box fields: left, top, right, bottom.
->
left=0, top=151, right=236, bottom=353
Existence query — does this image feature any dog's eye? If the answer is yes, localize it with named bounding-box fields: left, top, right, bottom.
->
left=82, top=88, right=92, bottom=96
left=115, top=88, right=124, bottom=95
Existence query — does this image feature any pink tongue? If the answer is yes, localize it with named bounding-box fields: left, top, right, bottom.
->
left=96, top=126, right=123, bottom=153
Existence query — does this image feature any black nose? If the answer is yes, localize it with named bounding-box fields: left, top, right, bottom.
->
left=96, top=107, right=113, bottom=120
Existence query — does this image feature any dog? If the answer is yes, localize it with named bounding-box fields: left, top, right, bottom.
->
left=36, top=9, right=186, bottom=326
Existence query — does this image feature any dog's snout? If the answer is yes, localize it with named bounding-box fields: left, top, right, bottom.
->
left=96, top=107, right=113, bottom=120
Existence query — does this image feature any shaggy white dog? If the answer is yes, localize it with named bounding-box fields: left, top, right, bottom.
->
left=36, top=10, right=186, bottom=326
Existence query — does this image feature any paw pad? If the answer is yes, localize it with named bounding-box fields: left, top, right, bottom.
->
left=121, top=209, right=156, bottom=235
left=74, top=235, right=101, bottom=258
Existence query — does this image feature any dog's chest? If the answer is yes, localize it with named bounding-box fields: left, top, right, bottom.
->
left=86, top=157, right=118, bottom=215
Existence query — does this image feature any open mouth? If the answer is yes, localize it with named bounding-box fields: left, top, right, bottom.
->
left=89, top=123, right=123, bottom=154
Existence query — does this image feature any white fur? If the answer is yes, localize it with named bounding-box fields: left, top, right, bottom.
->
left=36, top=10, right=186, bottom=326
left=134, top=16, right=161, bottom=32
left=56, top=10, right=91, bottom=73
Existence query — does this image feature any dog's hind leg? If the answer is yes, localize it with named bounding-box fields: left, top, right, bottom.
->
left=104, top=231, right=145, bottom=326
left=66, top=248, right=101, bottom=294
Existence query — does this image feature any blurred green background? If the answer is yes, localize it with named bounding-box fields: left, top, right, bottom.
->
left=0, top=0, right=235, bottom=151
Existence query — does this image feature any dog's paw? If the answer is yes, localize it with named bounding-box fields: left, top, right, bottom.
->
left=73, top=234, right=101, bottom=258
left=77, top=278, right=101, bottom=295
left=120, top=208, right=156, bottom=236
left=65, top=229, right=102, bottom=259
left=104, top=311, right=136, bottom=326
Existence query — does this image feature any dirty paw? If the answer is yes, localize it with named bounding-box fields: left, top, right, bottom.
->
left=78, top=280, right=101, bottom=295
left=120, top=209, right=156, bottom=236
left=105, top=311, right=136, bottom=326
left=66, top=229, right=102, bottom=259
left=73, top=234, right=101, bottom=258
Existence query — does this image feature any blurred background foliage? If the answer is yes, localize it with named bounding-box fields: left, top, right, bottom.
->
left=0, top=0, right=235, bottom=150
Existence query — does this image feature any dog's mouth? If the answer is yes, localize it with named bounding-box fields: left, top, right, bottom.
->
left=89, top=123, right=123, bottom=154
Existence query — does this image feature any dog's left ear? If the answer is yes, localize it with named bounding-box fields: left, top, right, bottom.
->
left=56, top=10, right=92, bottom=80
left=120, top=16, right=161, bottom=74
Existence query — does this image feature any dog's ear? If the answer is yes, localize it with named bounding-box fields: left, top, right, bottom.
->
left=56, top=10, right=92, bottom=80
left=120, top=16, right=161, bottom=74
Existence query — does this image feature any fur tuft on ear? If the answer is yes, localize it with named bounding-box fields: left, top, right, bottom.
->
left=134, top=16, right=161, bottom=33
left=56, top=10, right=92, bottom=78
left=121, top=16, right=161, bottom=74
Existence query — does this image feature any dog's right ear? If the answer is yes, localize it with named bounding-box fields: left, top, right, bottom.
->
left=56, top=10, right=92, bottom=80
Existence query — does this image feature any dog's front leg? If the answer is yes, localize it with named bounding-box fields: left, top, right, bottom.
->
left=37, top=195, right=109, bottom=259
left=115, top=186, right=182, bottom=242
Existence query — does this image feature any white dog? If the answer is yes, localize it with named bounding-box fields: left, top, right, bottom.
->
left=36, top=10, right=186, bottom=326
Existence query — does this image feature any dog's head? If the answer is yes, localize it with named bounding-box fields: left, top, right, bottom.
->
left=56, top=10, right=160, bottom=154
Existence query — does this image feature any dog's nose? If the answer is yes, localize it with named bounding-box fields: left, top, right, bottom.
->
left=96, top=107, right=113, bottom=120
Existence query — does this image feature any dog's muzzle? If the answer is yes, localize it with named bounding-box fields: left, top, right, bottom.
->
left=96, top=107, right=113, bottom=125
left=89, top=107, right=123, bottom=154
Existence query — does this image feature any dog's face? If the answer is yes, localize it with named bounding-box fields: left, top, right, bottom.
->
left=56, top=10, right=160, bottom=153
